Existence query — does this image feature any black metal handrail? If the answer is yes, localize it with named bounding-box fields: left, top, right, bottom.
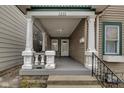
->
left=92, top=52, right=124, bottom=88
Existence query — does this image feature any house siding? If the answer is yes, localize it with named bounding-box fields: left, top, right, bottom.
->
left=99, top=6, right=124, bottom=72
left=69, top=19, right=85, bottom=64
left=0, top=6, right=26, bottom=71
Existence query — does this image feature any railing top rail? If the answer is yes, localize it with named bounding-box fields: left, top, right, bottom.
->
left=92, top=52, right=123, bottom=83
left=34, top=52, right=45, bottom=55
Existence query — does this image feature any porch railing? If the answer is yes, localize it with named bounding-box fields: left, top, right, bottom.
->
left=33, top=52, right=45, bottom=69
left=92, top=52, right=124, bottom=88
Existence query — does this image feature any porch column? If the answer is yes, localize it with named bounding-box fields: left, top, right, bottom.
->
left=85, top=16, right=97, bottom=69
left=42, top=32, right=46, bottom=51
left=22, top=16, right=34, bottom=69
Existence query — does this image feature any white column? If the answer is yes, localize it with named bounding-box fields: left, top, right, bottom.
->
left=85, top=16, right=97, bottom=69
left=22, top=16, right=34, bottom=69
left=87, top=16, right=95, bottom=51
left=42, top=32, right=46, bottom=51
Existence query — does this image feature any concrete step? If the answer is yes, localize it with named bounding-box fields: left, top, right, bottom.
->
left=47, top=75, right=101, bottom=87
left=47, top=85, right=102, bottom=88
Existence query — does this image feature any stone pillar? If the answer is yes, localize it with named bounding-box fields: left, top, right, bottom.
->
left=85, top=16, right=97, bottom=69
left=45, top=51, right=56, bottom=69
left=22, top=16, right=34, bottom=69
left=42, top=32, right=46, bottom=51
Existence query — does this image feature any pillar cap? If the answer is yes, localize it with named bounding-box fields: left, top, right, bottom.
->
left=45, top=51, right=56, bottom=55
left=22, top=50, right=34, bottom=56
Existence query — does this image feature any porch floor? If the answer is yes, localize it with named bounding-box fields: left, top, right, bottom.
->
left=20, top=57, right=91, bottom=75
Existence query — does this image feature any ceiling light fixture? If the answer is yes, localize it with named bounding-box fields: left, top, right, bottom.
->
left=57, top=28, right=63, bottom=33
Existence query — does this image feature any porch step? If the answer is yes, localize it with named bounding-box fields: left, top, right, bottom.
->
left=47, top=75, right=101, bottom=88
left=47, top=85, right=101, bottom=88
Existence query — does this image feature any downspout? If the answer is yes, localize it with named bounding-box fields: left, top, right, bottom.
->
left=96, top=15, right=99, bottom=53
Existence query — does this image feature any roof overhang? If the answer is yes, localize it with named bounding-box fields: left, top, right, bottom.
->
left=17, top=5, right=109, bottom=15
left=30, top=5, right=96, bottom=11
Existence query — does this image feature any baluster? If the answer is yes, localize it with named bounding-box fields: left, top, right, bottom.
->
left=95, top=57, right=97, bottom=75
left=92, top=53, right=94, bottom=76
left=41, top=54, right=45, bottom=65
left=35, top=54, right=39, bottom=65
left=103, top=64, right=105, bottom=86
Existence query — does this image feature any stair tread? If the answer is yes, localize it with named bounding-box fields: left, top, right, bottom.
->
left=47, top=85, right=101, bottom=88
left=48, top=75, right=97, bottom=81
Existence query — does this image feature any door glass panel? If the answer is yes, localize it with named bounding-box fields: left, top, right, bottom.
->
left=51, top=39, right=58, bottom=51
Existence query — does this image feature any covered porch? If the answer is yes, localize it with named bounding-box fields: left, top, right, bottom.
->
left=20, top=6, right=98, bottom=75
left=20, top=57, right=90, bottom=75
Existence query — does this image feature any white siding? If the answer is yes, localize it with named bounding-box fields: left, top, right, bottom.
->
left=0, top=5, right=26, bottom=71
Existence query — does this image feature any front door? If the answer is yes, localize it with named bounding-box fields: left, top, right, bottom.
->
left=61, top=39, right=69, bottom=56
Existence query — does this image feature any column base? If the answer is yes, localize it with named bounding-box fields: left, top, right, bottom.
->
left=45, top=63, right=56, bottom=69
left=85, top=50, right=98, bottom=69
left=21, top=50, right=34, bottom=70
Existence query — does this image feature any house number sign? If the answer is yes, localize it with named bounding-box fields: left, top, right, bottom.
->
left=58, top=11, right=66, bottom=16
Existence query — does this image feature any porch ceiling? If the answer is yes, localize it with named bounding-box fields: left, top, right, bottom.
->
left=40, top=18, right=81, bottom=37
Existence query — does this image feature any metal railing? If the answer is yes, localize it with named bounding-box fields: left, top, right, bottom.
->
left=92, top=52, right=124, bottom=88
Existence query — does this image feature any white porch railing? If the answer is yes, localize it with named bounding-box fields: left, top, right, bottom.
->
left=33, top=51, right=56, bottom=69
left=34, top=52, right=45, bottom=66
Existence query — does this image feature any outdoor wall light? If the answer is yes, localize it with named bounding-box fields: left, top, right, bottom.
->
left=79, top=37, right=85, bottom=43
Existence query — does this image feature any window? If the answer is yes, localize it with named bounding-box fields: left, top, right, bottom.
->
left=103, top=22, right=122, bottom=55
left=51, top=39, right=58, bottom=51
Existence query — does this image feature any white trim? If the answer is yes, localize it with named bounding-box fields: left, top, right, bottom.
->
left=104, top=25, right=120, bottom=55
left=103, top=55, right=124, bottom=62
left=96, top=15, right=99, bottom=52
left=27, top=11, right=95, bottom=18
left=42, top=32, right=46, bottom=51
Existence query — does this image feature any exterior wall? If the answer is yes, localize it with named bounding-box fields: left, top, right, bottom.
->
left=46, top=33, right=51, bottom=50
left=0, top=6, right=26, bottom=71
left=99, top=6, right=124, bottom=72
left=69, top=19, right=85, bottom=64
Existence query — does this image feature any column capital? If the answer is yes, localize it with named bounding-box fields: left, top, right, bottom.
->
left=26, top=15, right=34, bottom=23
left=87, top=15, right=96, bottom=22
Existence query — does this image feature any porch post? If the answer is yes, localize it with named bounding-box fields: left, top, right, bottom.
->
left=22, top=16, right=34, bottom=69
left=85, top=16, right=97, bottom=69
left=42, top=32, right=46, bottom=51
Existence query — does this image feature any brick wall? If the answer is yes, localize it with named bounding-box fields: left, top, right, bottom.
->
left=69, top=19, right=85, bottom=64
